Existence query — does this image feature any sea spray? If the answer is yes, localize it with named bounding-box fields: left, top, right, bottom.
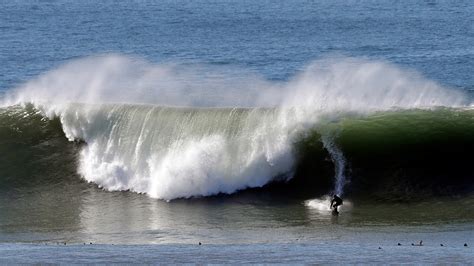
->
left=321, top=133, right=348, bottom=196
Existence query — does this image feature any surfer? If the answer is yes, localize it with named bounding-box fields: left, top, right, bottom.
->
left=330, top=194, right=343, bottom=213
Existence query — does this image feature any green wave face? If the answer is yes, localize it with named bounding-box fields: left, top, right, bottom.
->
left=0, top=105, right=82, bottom=190
left=1, top=105, right=473, bottom=201
left=293, top=108, right=474, bottom=200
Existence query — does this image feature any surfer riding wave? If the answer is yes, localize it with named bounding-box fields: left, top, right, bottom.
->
left=330, top=194, right=343, bottom=214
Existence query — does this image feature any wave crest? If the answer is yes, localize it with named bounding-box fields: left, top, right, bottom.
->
left=2, top=55, right=471, bottom=200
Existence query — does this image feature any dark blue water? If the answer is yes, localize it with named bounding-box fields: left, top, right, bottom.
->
left=1, top=0, right=473, bottom=92
left=1, top=0, right=473, bottom=263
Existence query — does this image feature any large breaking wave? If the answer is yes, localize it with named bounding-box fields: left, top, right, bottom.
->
left=1, top=55, right=472, bottom=200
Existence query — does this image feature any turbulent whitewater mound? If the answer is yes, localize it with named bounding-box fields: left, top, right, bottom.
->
left=1, top=55, right=472, bottom=200
left=58, top=104, right=295, bottom=199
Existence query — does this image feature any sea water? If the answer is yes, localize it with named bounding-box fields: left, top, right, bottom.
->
left=0, top=0, right=473, bottom=263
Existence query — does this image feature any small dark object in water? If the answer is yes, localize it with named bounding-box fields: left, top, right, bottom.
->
left=440, top=244, right=444, bottom=246
left=199, top=242, right=202, bottom=245
left=83, top=243, right=85, bottom=245
left=464, top=243, right=468, bottom=247
left=378, top=247, right=382, bottom=250
left=90, top=242, right=92, bottom=245
left=64, top=242, right=66, bottom=245
left=397, top=243, right=401, bottom=246
left=411, top=243, right=414, bottom=246
left=419, top=240, right=423, bottom=246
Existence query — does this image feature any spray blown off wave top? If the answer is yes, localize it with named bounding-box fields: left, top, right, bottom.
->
left=1, top=55, right=472, bottom=200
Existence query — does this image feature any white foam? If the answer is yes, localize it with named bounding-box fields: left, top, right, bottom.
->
left=305, top=196, right=353, bottom=213
left=52, top=104, right=294, bottom=200
left=305, top=197, right=333, bottom=212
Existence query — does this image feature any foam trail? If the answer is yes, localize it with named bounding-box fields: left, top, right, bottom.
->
left=3, top=55, right=471, bottom=200
left=305, top=196, right=353, bottom=213
left=305, top=195, right=332, bottom=212
left=321, top=133, right=347, bottom=196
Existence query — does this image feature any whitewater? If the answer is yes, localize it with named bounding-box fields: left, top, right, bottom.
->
left=2, top=55, right=470, bottom=200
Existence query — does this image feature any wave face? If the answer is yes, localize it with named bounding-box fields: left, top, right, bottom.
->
left=1, top=105, right=474, bottom=200
left=291, top=108, right=474, bottom=200
left=0, top=104, right=296, bottom=199
left=0, top=105, right=81, bottom=190
left=2, top=55, right=473, bottom=200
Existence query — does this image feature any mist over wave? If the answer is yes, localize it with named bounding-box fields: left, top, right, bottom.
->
left=2, top=55, right=471, bottom=200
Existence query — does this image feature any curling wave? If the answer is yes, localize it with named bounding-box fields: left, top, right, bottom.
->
left=1, top=105, right=474, bottom=200
left=1, top=55, right=472, bottom=200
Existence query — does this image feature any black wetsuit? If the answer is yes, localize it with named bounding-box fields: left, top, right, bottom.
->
left=330, top=195, right=343, bottom=211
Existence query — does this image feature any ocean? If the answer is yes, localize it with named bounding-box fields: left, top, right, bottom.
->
left=0, top=0, right=473, bottom=263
